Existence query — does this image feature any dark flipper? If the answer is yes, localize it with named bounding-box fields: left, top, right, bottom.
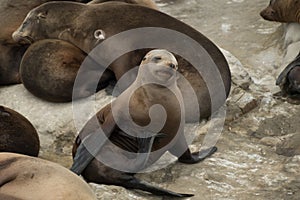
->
left=123, top=176, right=194, bottom=198
left=135, top=133, right=167, bottom=170
left=276, top=51, right=300, bottom=86
left=70, top=128, right=108, bottom=175
left=178, top=147, right=217, bottom=164
left=71, top=113, right=116, bottom=175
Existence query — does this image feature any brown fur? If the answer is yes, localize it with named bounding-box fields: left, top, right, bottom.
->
left=0, top=153, right=97, bottom=200
left=88, top=0, right=158, bottom=9
left=0, top=106, right=39, bottom=156
left=13, top=2, right=231, bottom=122
left=260, top=0, right=300, bottom=22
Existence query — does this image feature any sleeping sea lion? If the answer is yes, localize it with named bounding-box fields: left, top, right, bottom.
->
left=0, top=153, right=97, bottom=200
left=70, top=50, right=217, bottom=197
left=0, top=0, right=92, bottom=85
left=12, top=1, right=231, bottom=122
left=0, top=106, right=39, bottom=156
left=260, top=0, right=300, bottom=23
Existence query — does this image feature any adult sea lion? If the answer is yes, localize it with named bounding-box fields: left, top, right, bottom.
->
left=70, top=50, right=217, bottom=197
left=260, top=0, right=300, bottom=22
left=13, top=2, right=231, bottom=122
left=276, top=51, right=300, bottom=100
left=0, top=106, right=39, bottom=156
left=0, top=0, right=92, bottom=44
left=0, top=0, right=92, bottom=85
left=0, top=153, right=97, bottom=200
left=88, top=0, right=158, bottom=9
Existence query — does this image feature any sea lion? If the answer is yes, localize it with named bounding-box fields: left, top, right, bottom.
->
left=0, top=106, right=39, bottom=156
left=260, top=0, right=300, bottom=22
left=0, top=0, right=92, bottom=44
left=0, top=153, right=97, bottom=200
left=276, top=51, right=300, bottom=100
left=88, top=0, right=158, bottom=9
left=0, top=0, right=92, bottom=85
left=70, top=50, right=217, bottom=197
left=12, top=2, right=231, bottom=122
left=19, top=39, right=114, bottom=102
left=0, top=43, right=28, bottom=85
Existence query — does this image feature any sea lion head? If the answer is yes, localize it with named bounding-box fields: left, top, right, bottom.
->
left=260, top=0, right=300, bottom=22
left=12, top=2, right=82, bottom=45
left=138, top=49, right=178, bottom=86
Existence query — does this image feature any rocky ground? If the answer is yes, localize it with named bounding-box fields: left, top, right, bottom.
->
left=0, top=0, right=299, bottom=199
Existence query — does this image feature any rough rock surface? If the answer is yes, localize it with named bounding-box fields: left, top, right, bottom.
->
left=0, top=0, right=299, bottom=199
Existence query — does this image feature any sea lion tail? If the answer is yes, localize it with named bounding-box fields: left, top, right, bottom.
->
left=124, top=177, right=194, bottom=197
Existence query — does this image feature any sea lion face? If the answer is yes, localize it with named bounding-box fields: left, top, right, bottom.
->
left=12, top=9, right=48, bottom=44
left=12, top=2, right=80, bottom=44
left=260, top=0, right=300, bottom=22
left=139, top=49, right=178, bottom=85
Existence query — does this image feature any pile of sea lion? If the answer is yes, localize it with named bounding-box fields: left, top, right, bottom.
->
left=0, top=0, right=233, bottom=198
left=260, top=0, right=300, bottom=101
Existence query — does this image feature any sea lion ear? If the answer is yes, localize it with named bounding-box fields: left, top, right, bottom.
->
left=37, top=11, right=47, bottom=19
left=94, top=29, right=106, bottom=40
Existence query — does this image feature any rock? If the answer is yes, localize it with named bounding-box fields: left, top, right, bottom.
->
left=221, top=48, right=253, bottom=90
left=283, top=156, right=300, bottom=174
left=276, top=133, right=300, bottom=157
left=259, top=137, right=281, bottom=147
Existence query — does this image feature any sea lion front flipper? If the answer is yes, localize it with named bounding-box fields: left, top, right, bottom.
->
left=135, top=133, right=167, bottom=170
left=71, top=113, right=116, bottom=175
left=119, top=175, right=194, bottom=197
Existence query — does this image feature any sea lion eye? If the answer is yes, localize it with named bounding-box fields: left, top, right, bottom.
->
left=169, top=63, right=177, bottom=69
left=37, top=12, right=47, bottom=19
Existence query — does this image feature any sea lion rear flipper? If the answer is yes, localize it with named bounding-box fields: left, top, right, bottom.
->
left=122, top=176, right=194, bottom=197
left=177, top=147, right=217, bottom=164
left=71, top=113, right=116, bottom=175
left=169, top=134, right=217, bottom=164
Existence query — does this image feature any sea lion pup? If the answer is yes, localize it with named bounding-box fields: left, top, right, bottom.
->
left=88, top=0, right=158, bottom=9
left=260, top=0, right=300, bottom=22
left=12, top=1, right=231, bottom=122
left=19, top=39, right=114, bottom=102
left=277, top=52, right=300, bottom=100
left=0, top=153, right=97, bottom=200
left=0, top=106, right=39, bottom=156
left=71, top=50, right=217, bottom=197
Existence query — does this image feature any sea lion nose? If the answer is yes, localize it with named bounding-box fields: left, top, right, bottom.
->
left=260, top=7, right=276, bottom=20
left=12, top=30, right=33, bottom=45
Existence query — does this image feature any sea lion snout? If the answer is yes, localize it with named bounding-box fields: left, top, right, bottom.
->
left=260, top=7, right=277, bottom=21
left=12, top=30, right=34, bottom=45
